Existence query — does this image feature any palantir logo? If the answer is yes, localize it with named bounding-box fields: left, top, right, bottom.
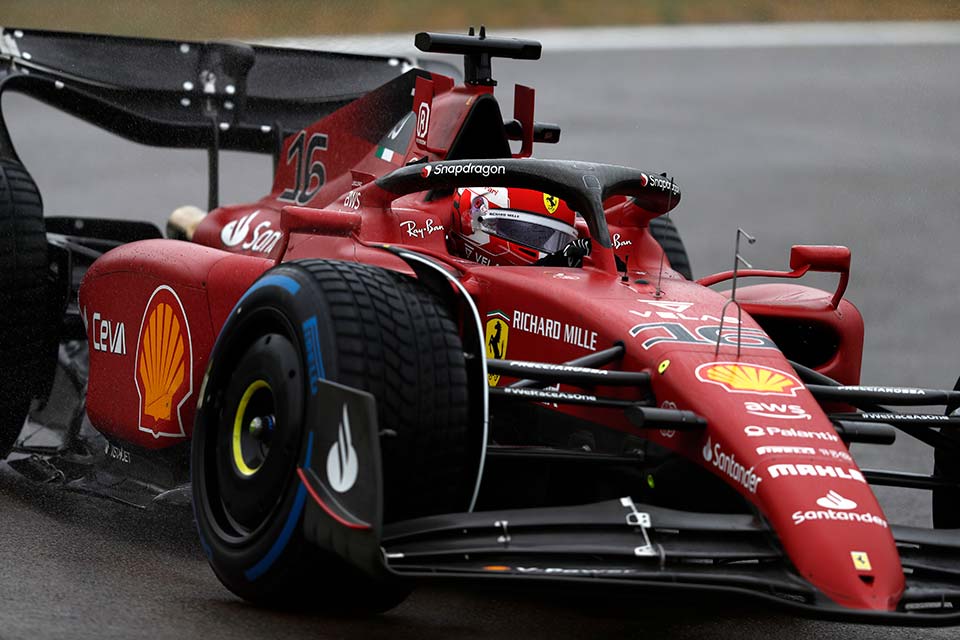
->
left=816, top=490, right=857, bottom=510
left=221, top=210, right=259, bottom=247
left=326, top=404, right=358, bottom=493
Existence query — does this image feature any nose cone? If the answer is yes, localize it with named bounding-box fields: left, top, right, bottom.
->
left=771, top=483, right=904, bottom=610
left=656, top=355, right=905, bottom=611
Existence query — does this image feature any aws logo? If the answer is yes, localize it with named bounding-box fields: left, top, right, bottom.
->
left=485, top=310, right=510, bottom=386
left=135, top=286, right=192, bottom=439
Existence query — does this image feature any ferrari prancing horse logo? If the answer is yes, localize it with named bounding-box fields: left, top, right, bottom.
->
left=485, top=310, right=510, bottom=386
left=543, top=193, right=560, bottom=214
left=851, top=551, right=872, bottom=571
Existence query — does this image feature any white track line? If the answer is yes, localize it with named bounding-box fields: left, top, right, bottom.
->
left=264, top=21, right=960, bottom=55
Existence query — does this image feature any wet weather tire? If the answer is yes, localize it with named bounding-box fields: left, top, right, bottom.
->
left=932, top=432, right=960, bottom=528
left=192, top=260, right=471, bottom=611
left=649, top=216, right=692, bottom=280
left=0, top=159, right=51, bottom=459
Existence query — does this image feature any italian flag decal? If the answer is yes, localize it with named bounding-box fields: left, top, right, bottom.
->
left=376, top=146, right=399, bottom=164
left=486, top=310, right=510, bottom=323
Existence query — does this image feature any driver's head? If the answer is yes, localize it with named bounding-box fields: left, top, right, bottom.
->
left=449, top=187, right=577, bottom=266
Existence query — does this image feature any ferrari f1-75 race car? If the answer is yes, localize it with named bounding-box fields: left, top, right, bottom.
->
left=1, top=26, right=959, bottom=625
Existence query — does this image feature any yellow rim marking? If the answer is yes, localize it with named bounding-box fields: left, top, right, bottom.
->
left=232, top=379, right=271, bottom=477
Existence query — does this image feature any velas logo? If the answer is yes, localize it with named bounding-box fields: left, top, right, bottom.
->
left=696, top=362, right=803, bottom=397
left=326, top=404, right=358, bottom=493
left=817, top=490, right=857, bottom=510
left=421, top=165, right=432, bottom=178
left=135, top=286, right=192, bottom=439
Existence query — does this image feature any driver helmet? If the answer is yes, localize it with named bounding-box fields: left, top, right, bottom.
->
left=450, top=187, right=578, bottom=266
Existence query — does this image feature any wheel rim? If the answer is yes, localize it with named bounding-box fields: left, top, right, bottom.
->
left=231, top=379, right=274, bottom=477
left=203, top=327, right=304, bottom=543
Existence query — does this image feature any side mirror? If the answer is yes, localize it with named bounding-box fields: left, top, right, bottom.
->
left=789, top=245, right=851, bottom=273
left=281, top=206, right=362, bottom=237
left=789, top=245, right=851, bottom=309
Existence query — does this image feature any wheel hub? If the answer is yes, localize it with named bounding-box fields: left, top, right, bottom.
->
left=231, top=379, right=275, bottom=477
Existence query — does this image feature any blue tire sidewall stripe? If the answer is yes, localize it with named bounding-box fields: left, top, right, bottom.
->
left=244, top=431, right=315, bottom=581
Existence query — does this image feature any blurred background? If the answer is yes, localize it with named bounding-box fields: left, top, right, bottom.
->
left=1, top=0, right=959, bottom=38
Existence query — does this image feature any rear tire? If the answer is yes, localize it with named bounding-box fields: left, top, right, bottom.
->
left=649, top=216, right=692, bottom=280
left=193, top=260, right=471, bottom=611
left=0, top=159, right=52, bottom=459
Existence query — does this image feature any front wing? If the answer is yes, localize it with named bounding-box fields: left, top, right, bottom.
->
left=289, top=332, right=960, bottom=626
left=379, top=498, right=960, bottom=625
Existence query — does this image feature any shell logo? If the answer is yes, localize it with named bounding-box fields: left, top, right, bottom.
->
left=695, top=362, right=802, bottom=397
left=135, top=286, right=193, bottom=438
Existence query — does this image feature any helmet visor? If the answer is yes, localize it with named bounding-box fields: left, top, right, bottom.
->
left=478, top=210, right=577, bottom=254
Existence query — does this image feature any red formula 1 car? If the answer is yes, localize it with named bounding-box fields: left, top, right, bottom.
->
left=1, top=27, right=959, bottom=624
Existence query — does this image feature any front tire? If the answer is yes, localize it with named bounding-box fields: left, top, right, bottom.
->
left=0, top=159, right=54, bottom=459
left=192, top=260, right=471, bottom=610
left=932, top=430, right=960, bottom=528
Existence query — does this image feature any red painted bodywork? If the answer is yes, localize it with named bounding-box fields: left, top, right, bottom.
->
left=78, top=67, right=899, bottom=611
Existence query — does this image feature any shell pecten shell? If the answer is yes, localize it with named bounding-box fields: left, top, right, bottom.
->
left=704, top=363, right=795, bottom=393
left=139, top=302, right=186, bottom=421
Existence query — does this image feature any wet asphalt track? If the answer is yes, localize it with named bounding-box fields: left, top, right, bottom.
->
left=2, top=37, right=960, bottom=639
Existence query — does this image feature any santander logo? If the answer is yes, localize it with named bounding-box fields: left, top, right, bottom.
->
left=816, top=490, right=857, bottom=510
left=221, top=210, right=258, bottom=247
left=326, top=404, right=358, bottom=493
left=792, top=490, right=887, bottom=528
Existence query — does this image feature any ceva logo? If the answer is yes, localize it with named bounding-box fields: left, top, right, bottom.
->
left=816, top=490, right=857, bottom=510
left=221, top=210, right=259, bottom=247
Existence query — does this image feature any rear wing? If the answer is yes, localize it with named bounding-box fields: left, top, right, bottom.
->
left=0, top=27, right=439, bottom=209
left=0, top=27, right=418, bottom=158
